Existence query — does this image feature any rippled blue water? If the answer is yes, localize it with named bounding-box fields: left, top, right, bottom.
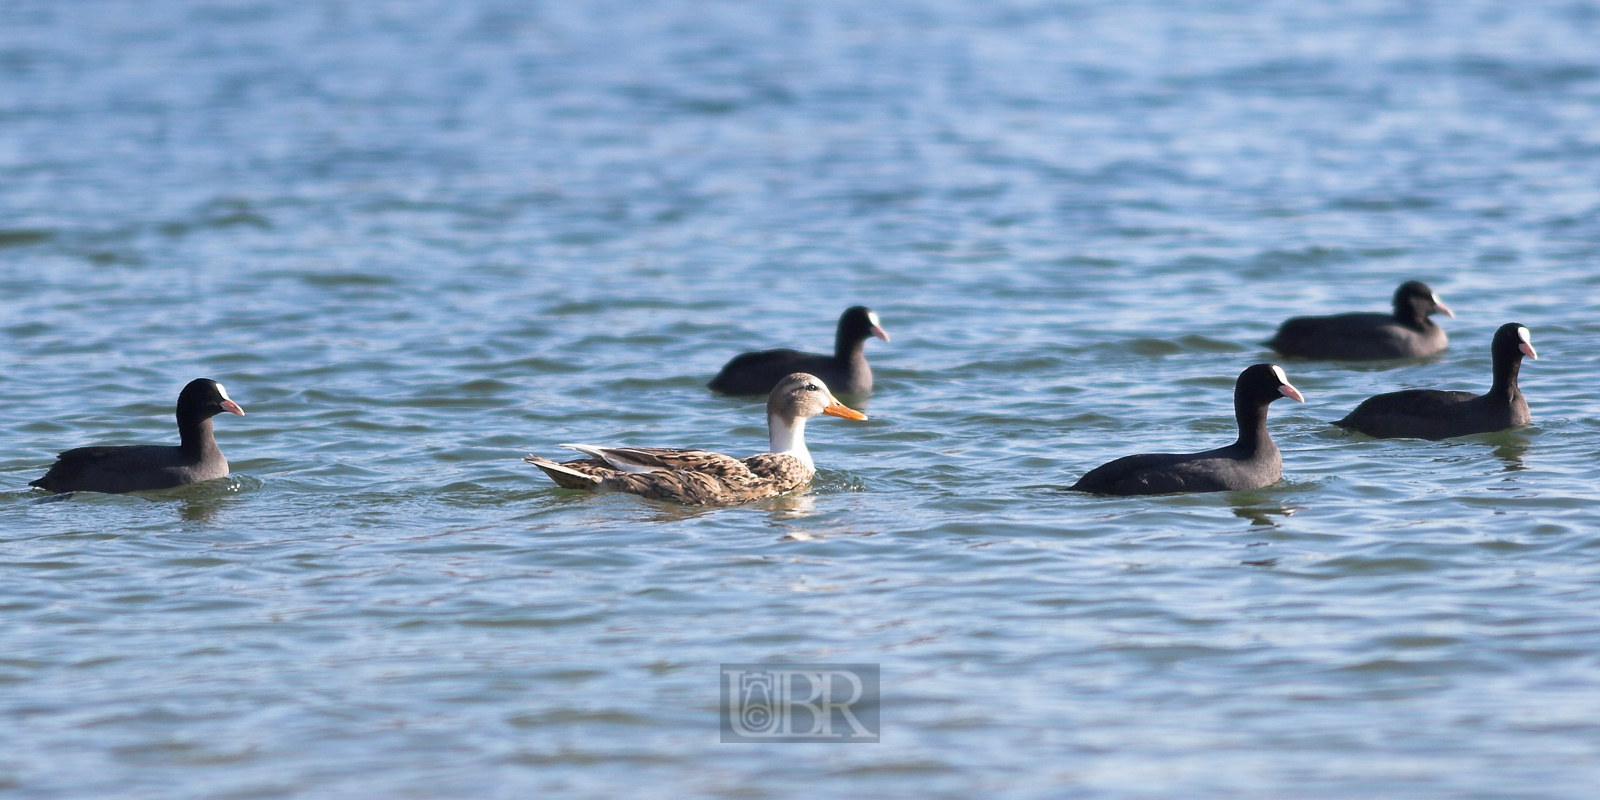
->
left=5, top=1, right=1600, bottom=797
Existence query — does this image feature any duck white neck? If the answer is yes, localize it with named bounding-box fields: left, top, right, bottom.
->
left=768, top=413, right=813, bottom=470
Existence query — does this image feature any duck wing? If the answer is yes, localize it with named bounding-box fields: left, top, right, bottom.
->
left=525, top=447, right=812, bottom=506
left=560, top=444, right=751, bottom=476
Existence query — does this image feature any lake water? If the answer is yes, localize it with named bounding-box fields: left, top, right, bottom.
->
left=4, top=1, right=1600, bottom=797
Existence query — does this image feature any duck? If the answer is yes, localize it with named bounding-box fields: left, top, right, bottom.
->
left=1334, top=322, right=1536, bottom=440
left=1071, top=364, right=1305, bottom=496
left=1267, top=280, right=1454, bottom=360
left=30, top=378, right=246, bottom=494
left=526, top=373, right=867, bottom=506
left=708, top=306, right=889, bottom=395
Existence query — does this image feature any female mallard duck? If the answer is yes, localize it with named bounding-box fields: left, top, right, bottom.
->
left=525, top=373, right=868, bottom=506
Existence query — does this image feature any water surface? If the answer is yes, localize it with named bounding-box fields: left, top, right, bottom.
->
left=4, top=1, right=1600, bottom=797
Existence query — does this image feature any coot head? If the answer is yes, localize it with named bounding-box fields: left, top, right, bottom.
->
left=769, top=373, right=867, bottom=421
left=178, top=378, right=246, bottom=423
left=1394, top=281, right=1454, bottom=322
left=838, top=306, right=891, bottom=344
left=1239, top=363, right=1305, bottom=405
left=1493, top=322, right=1537, bottom=361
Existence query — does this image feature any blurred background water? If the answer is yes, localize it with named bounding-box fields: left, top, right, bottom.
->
left=3, top=0, right=1600, bottom=797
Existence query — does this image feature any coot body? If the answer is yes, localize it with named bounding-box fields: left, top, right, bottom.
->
left=708, top=306, right=888, bottom=396
left=30, top=379, right=246, bottom=494
left=1335, top=323, right=1535, bottom=440
left=1072, top=364, right=1304, bottom=496
left=1268, top=281, right=1453, bottom=360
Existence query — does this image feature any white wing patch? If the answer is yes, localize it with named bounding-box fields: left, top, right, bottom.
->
left=562, top=444, right=661, bottom=473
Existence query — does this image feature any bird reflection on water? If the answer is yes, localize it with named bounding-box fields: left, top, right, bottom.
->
left=1230, top=498, right=1304, bottom=528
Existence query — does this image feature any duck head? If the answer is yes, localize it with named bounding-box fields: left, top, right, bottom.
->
left=767, top=373, right=867, bottom=469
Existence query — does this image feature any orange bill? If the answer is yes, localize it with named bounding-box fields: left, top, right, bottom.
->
left=823, top=400, right=868, bottom=421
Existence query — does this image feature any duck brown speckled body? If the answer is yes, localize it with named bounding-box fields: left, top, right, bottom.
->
left=525, top=373, right=867, bottom=506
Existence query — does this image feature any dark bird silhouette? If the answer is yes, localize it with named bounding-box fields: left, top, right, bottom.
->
left=1267, top=281, right=1453, bottom=360
left=1072, top=364, right=1304, bottom=496
left=708, top=306, right=889, bottom=395
left=1335, top=323, right=1536, bottom=440
left=31, top=379, right=246, bottom=494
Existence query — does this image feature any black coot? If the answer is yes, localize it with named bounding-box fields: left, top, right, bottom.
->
left=1334, top=323, right=1535, bottom=440
left=1267, top=281, right=1453, bottom=360
left=30, top=378, right=246, bottom=494
left=1071, top=364, right=1305, bottom=496
left=708, top=306, right=889, bottom=395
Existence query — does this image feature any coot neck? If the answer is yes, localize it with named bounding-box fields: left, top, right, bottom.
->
left=178, top=414, right=219, bottom=457
left=1393, top=302, right=1433, bottom=332
left=1488, top=348, right=1523, bottom=404
left=834, top=327, right=868, bottom=365
left=1233, top=394, right=1275, bottom=455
